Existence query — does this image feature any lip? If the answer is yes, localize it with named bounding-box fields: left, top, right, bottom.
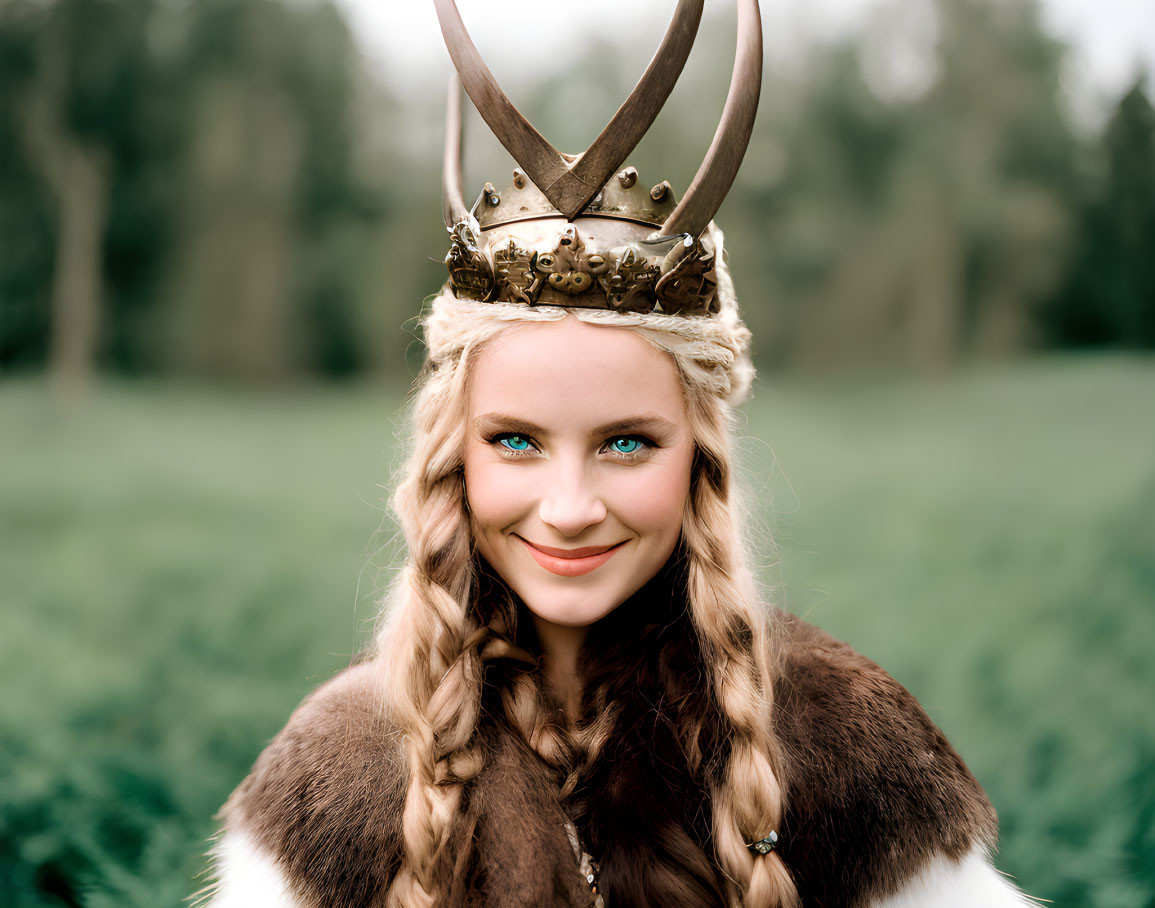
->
left=518, top=537, right=625, bottom=577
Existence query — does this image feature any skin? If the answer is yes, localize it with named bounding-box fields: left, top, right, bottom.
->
left=463, top=316, right=694, bottom=713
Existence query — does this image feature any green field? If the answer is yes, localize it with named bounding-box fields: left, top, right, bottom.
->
left=2, top=358, right=1153, bottom=906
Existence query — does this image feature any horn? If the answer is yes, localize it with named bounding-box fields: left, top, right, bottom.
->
left=662, top=0, right=763, bottom=239
left=442, top=74, right=468, bottom=229
left=554, top=0, right=704, bottom=213
left=433, top=0, right=704, bottom=219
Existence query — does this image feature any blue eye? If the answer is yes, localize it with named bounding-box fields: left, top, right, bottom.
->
left=610, top=437, right=643, bottom=454
left=499, top=435, right=531, bottom=452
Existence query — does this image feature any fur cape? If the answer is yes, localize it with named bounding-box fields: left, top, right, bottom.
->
left=209, top=614, right=1025, bottom=907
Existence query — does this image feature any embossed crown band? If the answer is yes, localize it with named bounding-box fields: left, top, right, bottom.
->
left=445, top=168, right=719, bottom=315
left=434, top=0, right=762, bottom=316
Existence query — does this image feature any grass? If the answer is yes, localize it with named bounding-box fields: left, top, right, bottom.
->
left=2, top=357, right=1153, bottom=906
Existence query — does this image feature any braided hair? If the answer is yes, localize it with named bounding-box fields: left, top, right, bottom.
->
left=377, top=226, right=799, bottom=907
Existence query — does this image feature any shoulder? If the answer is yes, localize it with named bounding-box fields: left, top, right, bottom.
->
left=202, top=661, right=405, bottom=908
left=772, top=613, right=1029, bottom=907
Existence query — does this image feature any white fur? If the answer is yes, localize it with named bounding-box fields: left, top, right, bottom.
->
left=200, top=830, right=301, bottom=908
left=198, top=831, right=1031, bottom=907
left=872, top=846, right=1036, bottom=908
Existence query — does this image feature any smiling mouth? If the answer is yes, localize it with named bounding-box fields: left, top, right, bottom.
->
left=518, top=537, right=626, bottom=577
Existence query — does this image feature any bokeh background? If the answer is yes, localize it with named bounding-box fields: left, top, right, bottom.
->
left=2, top=0, right=1153, bottom=904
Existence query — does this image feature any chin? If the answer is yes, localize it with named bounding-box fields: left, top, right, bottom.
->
left=521, top=586, right=624, bottom=629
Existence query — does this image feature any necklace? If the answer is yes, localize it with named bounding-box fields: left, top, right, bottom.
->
left=564, top=819, right=605, bottom=907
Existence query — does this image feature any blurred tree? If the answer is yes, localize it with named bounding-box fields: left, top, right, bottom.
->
left=0, top=0, right=1136, bottom=380
left=0, top=0, right=179, bottom=383
left=0, top=0, right=163, bottom=391
left=747, top=0, right=1077, bottom=370
left=0, top=3, right=54, bottom=375
left=162, top=0, right=383, bottom=382
left=900, top=0, right=1076, bottom=364
left=1049, top=78, right=1155, bottom=348
left=0, top=0, right=387, bottom=385
left=745, top=45, right=914, bottom=368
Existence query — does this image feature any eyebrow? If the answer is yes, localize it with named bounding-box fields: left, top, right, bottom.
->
left=472, top=412, right=678, bottom=439
left=472, top=413, right=548, bottom=438
left=590, top=415, right=679, bottom=438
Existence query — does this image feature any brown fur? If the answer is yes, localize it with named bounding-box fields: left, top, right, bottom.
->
left=221, top=615, right=996, bottom=908
left=221, top=663, right=406, bottom=907
left=773, top=615, right=998, bottom=907
left=448, top=722, right=599, bottom=907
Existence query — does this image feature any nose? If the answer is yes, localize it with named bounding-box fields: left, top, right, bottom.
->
left=538, top=459, right=607, bottom=537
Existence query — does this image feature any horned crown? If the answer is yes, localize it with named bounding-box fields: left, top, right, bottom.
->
left=435, top=0, right=763, bottom=316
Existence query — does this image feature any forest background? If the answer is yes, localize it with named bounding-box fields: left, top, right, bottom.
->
left=1, top=0, right=1153, bottom=905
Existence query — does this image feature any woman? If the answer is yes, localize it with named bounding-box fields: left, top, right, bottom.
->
left=202, top=1, right=1034, bottom=905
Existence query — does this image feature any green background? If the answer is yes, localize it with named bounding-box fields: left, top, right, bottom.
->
left=3, top=357, right=1153, bottom=905
left=3, top=0, right=1155, bottom=902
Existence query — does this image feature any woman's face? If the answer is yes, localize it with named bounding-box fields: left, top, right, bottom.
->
left=464, top=316, right=694, bottom=629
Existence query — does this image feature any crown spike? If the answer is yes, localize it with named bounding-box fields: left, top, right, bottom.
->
left=661, top=0, right=763, bottom=239
left=433, top=0, right=703, bottom=219
left=442, top=75, right=469, bottom=230
left=434, top=0, right=566, bottom=206
left=556, top=0, right=703, bottom=214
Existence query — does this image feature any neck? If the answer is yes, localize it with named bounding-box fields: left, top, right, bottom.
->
left=531, top=616, right=588, bottom=721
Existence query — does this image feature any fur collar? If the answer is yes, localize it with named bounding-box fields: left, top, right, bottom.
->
left=774, top=617, right=997, bottom=906
left=220, top=614, right=996, bottom=908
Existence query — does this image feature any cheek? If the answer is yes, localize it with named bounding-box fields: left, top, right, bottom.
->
left=609, top=454, right=693, bottom=537
left=463, top=455, right=527, bottom=530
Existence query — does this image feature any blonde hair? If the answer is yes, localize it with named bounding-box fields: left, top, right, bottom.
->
left=376, top=226, right=798, bottom=907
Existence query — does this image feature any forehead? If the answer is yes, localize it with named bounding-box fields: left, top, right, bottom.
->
left=467, top=317, right=686, bottom=425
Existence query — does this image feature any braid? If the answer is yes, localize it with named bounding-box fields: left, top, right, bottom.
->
left=682, top=392, right=798, bottom=908
left=378, top=355, right=486, bottom=907
left=378, top=351, right=565, bottom=906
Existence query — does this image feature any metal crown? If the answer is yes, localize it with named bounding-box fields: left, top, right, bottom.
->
left=435, top=0, right=763, bottom=315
